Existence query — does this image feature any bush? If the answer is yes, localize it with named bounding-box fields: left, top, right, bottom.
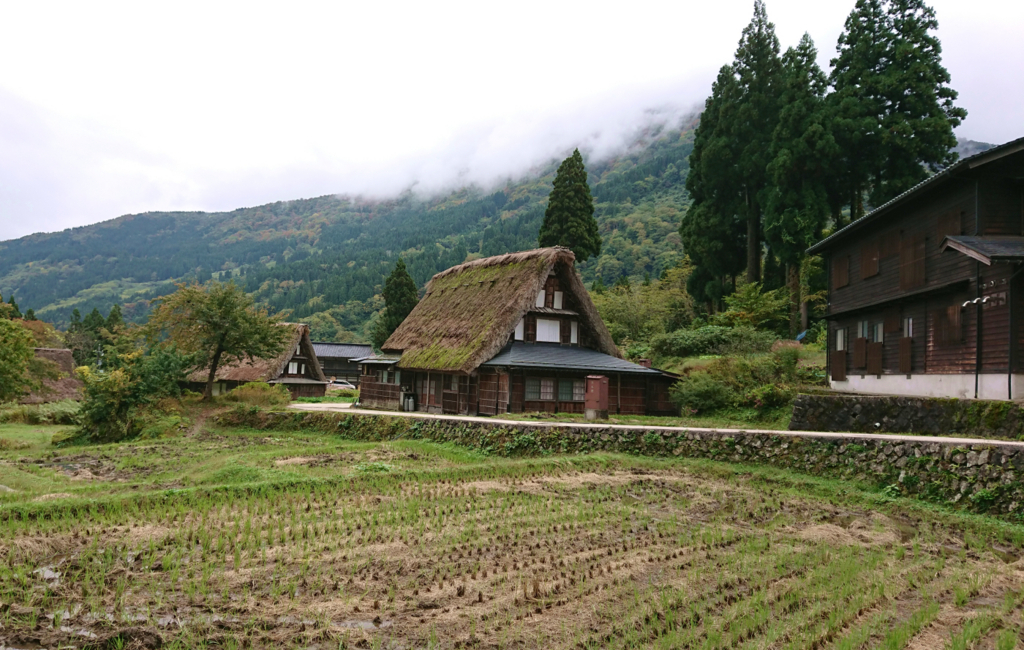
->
left=669, top=347, right=805, bottom=417
left=651, top=326, right=777, bottom=359
left=670, top=372, right=734, bottom=414
left=0, top=400, right=80, bottom=425
left=75, top=347, right=191, bottom=443
left=223, top=382, right=291, bottom=407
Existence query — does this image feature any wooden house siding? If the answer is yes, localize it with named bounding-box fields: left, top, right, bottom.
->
left=828, top=183, right=977, bottom=315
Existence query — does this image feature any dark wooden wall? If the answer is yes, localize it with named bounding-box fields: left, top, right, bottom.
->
left=825, top=169, right=1024, bottom=379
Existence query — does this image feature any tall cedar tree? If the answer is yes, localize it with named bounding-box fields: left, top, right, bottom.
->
left=680, top=65, right=747, bottom=308
left=372, top=259, right=419, bottom=349
left=538, top=149, right=601, bottom=262
left=731, top=0, right=783, bottom=282
left=830, top=0, right=965, bottom=212
left=145, top=280, right=288, bottom=400
left=763, top=34, right=837, bottom=334
left=106, top=304, right=124, bottom=330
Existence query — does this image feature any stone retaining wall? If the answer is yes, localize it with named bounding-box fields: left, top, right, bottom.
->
left=790, top=393, right=1024, bottom=441
left=219, top=407, right=1024, bottom=520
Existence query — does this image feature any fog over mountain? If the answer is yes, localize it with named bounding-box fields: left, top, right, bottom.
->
left=0, top=0, right=1020, bottom=241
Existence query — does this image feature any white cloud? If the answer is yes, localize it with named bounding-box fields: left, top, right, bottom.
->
left=0, top=0, right=1020, bottom=241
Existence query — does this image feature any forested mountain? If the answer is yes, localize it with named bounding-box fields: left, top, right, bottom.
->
left=0, top=119, right=697, bottom=342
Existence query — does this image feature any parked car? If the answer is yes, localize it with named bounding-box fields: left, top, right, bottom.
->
left=328, top=379, right=357, bottom=390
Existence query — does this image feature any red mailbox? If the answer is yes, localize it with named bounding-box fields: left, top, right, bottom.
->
left=585, top=375, right=609, bottom=420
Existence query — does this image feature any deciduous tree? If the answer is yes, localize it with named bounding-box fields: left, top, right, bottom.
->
left=145, top=280, right=288, bottom=400
left=0, top=319, right=37, bottom=402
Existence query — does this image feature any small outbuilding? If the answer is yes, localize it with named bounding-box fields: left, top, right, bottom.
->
left=359, top=247, right=676, bottom=415
left=310, top=342, right=373, bottom=386
left=186, top=323, right=328, bottom=399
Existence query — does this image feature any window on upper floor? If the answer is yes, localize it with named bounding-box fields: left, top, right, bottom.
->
left=553, top=291, right=564, bottom=310
left=570, top=320, right=578, bottom=344
left=535, top=290, right=546, bottom=308
left=833, top=256, right=850, bottom=289
left=536, top=318, right=560, bottom=342
left=288, top=361, right=298, bottom=374
left=514, top=318, right=525, bottom=341
left=836, top=328, right=846, bottom=351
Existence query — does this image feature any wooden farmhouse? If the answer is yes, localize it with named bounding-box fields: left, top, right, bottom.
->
left=358, top=247, right=677, bottom=415
left=186, top=323, right=328, bottom=398
left=808, top=137, right=1024, bottom=399
left=311, top=342, right=372, bottom=386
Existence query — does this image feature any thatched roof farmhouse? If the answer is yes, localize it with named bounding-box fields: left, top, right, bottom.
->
left=361, top=247, right=676, bottom=416
left=186, top=323, right=328, bottom=398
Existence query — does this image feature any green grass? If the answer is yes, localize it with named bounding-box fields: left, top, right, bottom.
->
left=501, top=406, right=792, bottom=430
left=293, top=394, right=357, bottom=404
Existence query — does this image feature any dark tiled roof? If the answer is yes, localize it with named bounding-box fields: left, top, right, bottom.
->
left=481, top=342, right=662, bottom=375
left=311, top=342, right=373, bottom=360
left=807, top=136, right=1024, bottom=255
left=941, top=236, right=1024, bottom=265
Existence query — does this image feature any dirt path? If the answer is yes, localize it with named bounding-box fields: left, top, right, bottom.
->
left=289, top=403, right=1024, bottom=450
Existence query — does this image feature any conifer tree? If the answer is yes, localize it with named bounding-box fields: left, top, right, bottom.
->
left=875, top=0, right=965, bottom=203
left=106, top=304, right=124, bottom=330
left=764, top=34, right=837, bottom=334
left=730, top=0, right=783, bottom=282
left=8, top=295, right=22, bottom=319
left=24, top=309, right=36, bottom=321
left=830, top=0, right=965, bottom=211
left=372, top=259, right=419, bottom=350
left=679, top=65, right=747, bottom=308
left=538, top=149, right=601, bottom=262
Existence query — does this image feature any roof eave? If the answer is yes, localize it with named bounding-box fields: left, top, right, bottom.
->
left=806, top=136, right=1024, bottom=256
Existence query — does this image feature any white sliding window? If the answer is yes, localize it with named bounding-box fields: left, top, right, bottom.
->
left=536, top=318, right=560, bottom=342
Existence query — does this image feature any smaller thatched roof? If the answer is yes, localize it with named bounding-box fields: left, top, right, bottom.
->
left=383, top=247, right=619, bottom=373
left=19, top=348, right=83, bottom=404
left=187, top=323, right=327, bottom=384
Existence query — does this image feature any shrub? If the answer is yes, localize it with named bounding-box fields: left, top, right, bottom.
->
left=651, top=326, right=777, bottom=359
left=75, top=347, right=191, bottom=443
left=670, top=372, right=734, bottom=414
left=0, top=400, right=80, bottom=425
left=740, top=384, right=794, bottom=411
left=223, top=382, right=291, bottom=407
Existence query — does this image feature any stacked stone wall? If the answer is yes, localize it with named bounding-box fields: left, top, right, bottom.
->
left=790, top=394, right=1024, bottom=441
left=218, top=407, right=1024, bottom=520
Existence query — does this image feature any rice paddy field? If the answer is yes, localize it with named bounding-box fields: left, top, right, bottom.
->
left=1, top=422, right=1023, bottom=649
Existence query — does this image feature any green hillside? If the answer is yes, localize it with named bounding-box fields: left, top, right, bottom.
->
left=0, top=121, right=696, bottom=341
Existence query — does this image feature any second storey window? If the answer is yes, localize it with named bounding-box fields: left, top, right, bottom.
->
left=288, top=361, right=298, bottom=374
left=536, top=318, right=560, bottom=343
left=833, top=255, right=850, bottom=289
left=903, top=316, right=914, bottom=338
left=872, top=323, right=883, bottom=342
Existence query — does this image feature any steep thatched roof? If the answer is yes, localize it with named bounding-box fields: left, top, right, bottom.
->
left=187, top=323, right=327, bottom=383
left=383, top=247, right=619, bottom=373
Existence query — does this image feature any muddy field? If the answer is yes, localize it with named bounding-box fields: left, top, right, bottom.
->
left=1, top=424, right=1023, bottom=649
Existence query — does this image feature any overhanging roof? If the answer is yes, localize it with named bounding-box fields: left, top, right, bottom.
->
left=270, top=377, right=329, bottom=385
left=807, top=136, right=1024, bottom=255
left=941, top=236, right=1024, bottom=265
left=481, top=342, right=663, bottom=375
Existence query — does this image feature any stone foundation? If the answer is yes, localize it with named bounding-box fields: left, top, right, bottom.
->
left=791, top=393, right=1024, bottom=441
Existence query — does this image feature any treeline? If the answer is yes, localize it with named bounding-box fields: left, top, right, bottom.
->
left=681, top=0, right=965, bottom=333
left=2, top=123, right=695, bottom=340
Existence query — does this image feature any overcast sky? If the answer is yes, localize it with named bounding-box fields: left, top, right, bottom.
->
left=1, top=0, right=1021, bottom=242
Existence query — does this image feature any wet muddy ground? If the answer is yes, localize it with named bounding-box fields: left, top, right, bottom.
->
left=1, top=425, right=1022, bottom=649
